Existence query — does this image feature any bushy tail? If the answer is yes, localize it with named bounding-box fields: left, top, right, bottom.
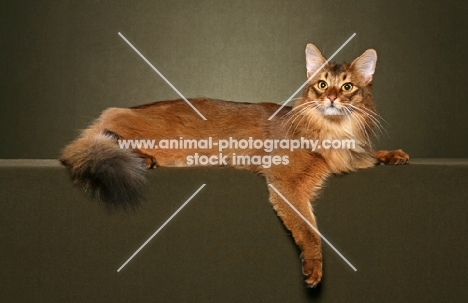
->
left=59, top=131, right=146, bottom=209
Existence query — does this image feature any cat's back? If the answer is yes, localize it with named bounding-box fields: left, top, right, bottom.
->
left=129, top=98, right=290, bottom=121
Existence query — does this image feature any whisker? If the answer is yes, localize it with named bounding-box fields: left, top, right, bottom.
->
left=281, top=100, right=318, bottom=128
left=285, top=101, right=323, bottom=137
left=352, top=105, right=389, bottom=132
left=359, top=106, right=389, bottom=125
left=276, top=98, right=305, bottom=120
left=281, top=100, right=317, bottom=118
left=283, top=108, right=305, bottom=136
left=344, top=107, right=372, bottom=144
left=304, top=106, right=323, bottom=133
left=353, top=112, right=381, bottom=139
left=299, top=105, right=323, bottom=134
left=346, top=104, right=387, bottom=135
left=288, top=106, right=316, bottom=136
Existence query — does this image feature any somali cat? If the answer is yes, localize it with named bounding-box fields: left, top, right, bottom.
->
left=60, top=44, right=409, bottom=287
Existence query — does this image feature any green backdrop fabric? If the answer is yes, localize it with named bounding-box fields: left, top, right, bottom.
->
left=1, top=160, right=467, bottom=302
left=1, top=0, right=467, bottom=158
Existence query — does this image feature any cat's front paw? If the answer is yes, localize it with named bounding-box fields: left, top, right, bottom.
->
left=375, top=149, right=409, bottom=165
left=302, top=257, right=322, bottom=288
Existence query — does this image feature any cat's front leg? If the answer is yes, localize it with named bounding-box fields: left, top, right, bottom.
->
left=267, top=180, right=323, bottom=287
left=264, top=152, right=329, bottom=287
left=269, top=175, right=330, bottom=287
left=374, top=149, right=409, bottom=165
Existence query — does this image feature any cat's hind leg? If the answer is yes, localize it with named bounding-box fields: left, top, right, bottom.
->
left=134, top=150, right=158, bottom=169
left=374, top=149, right=409, bottom=165
left=102, top=129, right=157, bottom=169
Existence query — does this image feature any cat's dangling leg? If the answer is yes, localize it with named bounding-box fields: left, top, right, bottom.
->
left=265, top=152, right=329, bottom=288
left=267, top=179, right=325, bottom=287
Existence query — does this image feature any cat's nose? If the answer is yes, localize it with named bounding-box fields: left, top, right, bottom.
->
left=328, top=95, right=337, bottom=102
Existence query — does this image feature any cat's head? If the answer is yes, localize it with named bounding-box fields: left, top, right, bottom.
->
left=295, top=44, right=377, bottom=121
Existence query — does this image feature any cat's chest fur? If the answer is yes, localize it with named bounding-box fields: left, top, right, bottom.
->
left=297, top=117, right=374, bottom=173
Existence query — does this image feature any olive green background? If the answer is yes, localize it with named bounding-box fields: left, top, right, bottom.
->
left=1, top=0, right=467, bottom=158
left=1, top=160, right=467, bottom=302
left=1, top=1, right=468, bottom=302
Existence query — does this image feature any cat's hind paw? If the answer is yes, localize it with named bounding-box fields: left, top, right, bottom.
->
left=375, top=149, right=409, bottom=165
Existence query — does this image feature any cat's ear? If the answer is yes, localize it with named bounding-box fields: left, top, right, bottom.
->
left=305, top=44, right=326, bottom=79
left=351, top=49, right=377, bottom=84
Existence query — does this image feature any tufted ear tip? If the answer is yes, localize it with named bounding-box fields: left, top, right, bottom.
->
left=305, top=44, right=326, bottom=79
left=351, top=49, right=378, bottom=83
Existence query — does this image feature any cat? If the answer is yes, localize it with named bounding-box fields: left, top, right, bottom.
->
left=59, top=43, right=409, bottom=288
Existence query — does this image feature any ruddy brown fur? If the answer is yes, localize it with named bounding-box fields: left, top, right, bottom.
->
left=60, top=44, right=408, bottom=287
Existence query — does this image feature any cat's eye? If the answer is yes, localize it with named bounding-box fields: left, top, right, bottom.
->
left=317, top=81, right=328, bottom=90
left=341, top=83, right=353, bottom=92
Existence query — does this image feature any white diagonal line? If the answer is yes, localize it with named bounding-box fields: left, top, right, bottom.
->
left=268, top=33, right=356, bottom=120
left=117, top=184, right=206, bottom=272
left=268, top=184, right=357, bottom=271
left=118, top=32, right=207, bottom=120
